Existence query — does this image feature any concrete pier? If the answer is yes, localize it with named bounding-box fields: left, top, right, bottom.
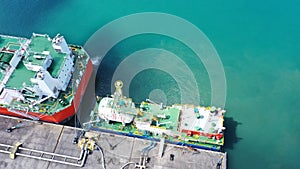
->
left=0, top=115, right=226, bottom=169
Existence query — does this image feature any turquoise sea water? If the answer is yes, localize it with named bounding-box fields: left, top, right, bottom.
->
left=1, top=1, right=300, bottom=169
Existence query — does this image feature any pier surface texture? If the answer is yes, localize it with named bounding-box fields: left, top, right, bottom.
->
left=0, top=115, right=226, bottom=169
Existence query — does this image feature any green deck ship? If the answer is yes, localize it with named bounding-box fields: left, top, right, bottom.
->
left=0, top=33, right=93, bottom=123
left=86, top=80, right=226, bottom=151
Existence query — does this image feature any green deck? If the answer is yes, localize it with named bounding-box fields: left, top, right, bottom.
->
left=137, top=102, right=180, bottom=132
left=89, top=101, right=223, bottom=151
left=0, top=35, right=19, bottom=49
left=0, top=34, right=90, bottom=116
left=0, top=52, right=13, bottom=63
left=6, top=62, right=35, bottom=89
left=25, top=35, right=66, bottom=77
left=0, top=35, right=21, bottom=84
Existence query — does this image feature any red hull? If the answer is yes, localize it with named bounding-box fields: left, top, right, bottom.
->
left=0, top=59, right=93, bottom=123
left=181, top=129, right=223, bottom=140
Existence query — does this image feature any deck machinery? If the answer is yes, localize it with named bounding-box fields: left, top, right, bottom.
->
left=0, top=33, right=93, bottom=123
left=87, top=80, right=226, bottom=151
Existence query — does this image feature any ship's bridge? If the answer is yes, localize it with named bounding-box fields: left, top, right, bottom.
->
left=23, top=51, right=53, bottom=71
left=24, top=33, right=74, bottom=99
left=2, top=33, right=74, bottom=104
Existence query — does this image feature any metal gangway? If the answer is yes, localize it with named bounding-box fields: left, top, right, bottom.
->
left=0, top=142, right=89, bottom=167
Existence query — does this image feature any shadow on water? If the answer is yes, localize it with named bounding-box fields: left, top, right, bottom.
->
left=223, top=117, right=242, bottom=150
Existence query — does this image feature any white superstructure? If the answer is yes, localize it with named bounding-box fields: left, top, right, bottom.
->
left=0, top=33, right=74, bottom=105
left=97, top=80, right=138, bottom=125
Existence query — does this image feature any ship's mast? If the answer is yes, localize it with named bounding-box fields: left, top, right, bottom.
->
left=113, top=80, right=123, bottom=98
